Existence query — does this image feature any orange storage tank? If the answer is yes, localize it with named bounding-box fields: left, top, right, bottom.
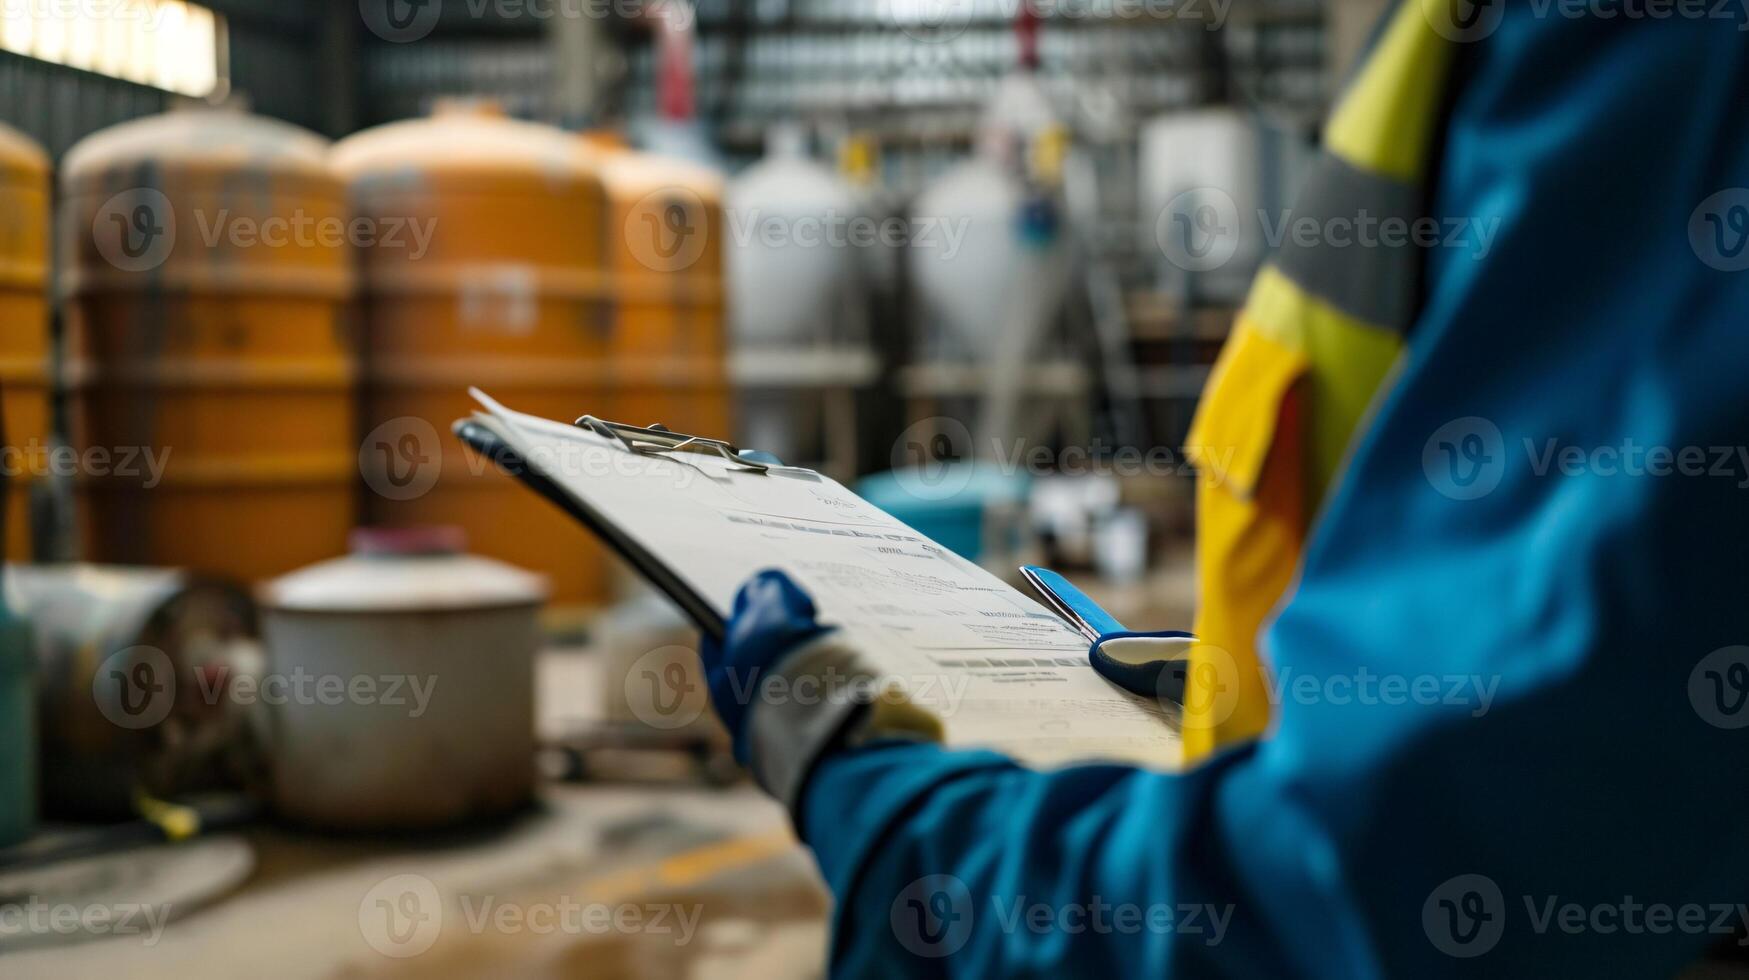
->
left=593, top=145, right=731, bottom=445
left=60, top=107, right=356, bottom=583
left=0, top=122, right=50, bottom=561
left=332, top=103, right=613, bottom=605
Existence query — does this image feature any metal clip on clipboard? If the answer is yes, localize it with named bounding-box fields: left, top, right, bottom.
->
left=575, top=415, right=770, bottom=473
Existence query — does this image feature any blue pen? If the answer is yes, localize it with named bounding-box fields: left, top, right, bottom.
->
left=1020, top=565, right=1129, bottom=641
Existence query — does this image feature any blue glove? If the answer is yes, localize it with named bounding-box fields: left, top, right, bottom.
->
left=701, top=569, right=942, bottom=811
left=1023, top=566, right=1198, bottom=704
left=699, top=569, right=834, bottom=748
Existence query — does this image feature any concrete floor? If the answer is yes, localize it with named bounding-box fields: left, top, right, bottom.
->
left=15, top=784, right=827, bottom=980
left=14, top=558, right=1198, bottom=979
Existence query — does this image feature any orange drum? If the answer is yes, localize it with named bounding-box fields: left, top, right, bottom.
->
left=0, top=122, right=49, bottom=561
left=61, top=107, right=356, bottom=583
left=334, top=103, right=614, bottom=604
left=594, top=145, right=731, bottom=450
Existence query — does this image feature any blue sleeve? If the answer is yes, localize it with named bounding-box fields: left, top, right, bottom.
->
left=798, top=15, right=1749, bottom=979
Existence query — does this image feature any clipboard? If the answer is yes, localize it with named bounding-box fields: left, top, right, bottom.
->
left=452, top=390, right=1186, bottom=770
left=453, top=414, right=731, bottom=640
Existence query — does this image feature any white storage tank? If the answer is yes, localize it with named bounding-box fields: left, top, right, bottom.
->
left=725, top=124, right=863, bottom=348
left=908, top=70, right=1070, bottom=363
left=1140, top=108, right=1315, bottom=304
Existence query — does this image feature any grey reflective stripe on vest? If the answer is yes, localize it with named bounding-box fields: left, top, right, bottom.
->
left=1270, top=150, right=1423, bottom=333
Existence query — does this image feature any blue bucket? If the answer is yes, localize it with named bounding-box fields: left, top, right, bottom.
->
left=858, top=465, right=1030, bottom=562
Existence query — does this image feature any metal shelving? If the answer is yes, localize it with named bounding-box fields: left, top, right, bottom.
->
left=608, top=0, right=1327, bottom=463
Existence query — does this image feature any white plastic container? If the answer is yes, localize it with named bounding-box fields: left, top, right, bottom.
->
left=257, top=527, right=547, bottom=830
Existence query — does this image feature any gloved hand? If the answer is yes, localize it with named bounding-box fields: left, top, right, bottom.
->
left=699, top=569, right=833, bottom=744
left=1024, top=566, right=1199, bottom=704
left=700, top=569, right=942, bottom=810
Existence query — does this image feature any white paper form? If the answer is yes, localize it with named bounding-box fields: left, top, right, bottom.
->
left=468, top=392, right=1181, bottom=770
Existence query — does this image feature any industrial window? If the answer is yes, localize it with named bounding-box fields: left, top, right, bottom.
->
left=0, top=0, right=227, bottom=98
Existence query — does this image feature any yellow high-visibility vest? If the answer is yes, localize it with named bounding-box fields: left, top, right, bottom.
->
left=1182, top=1, right=1470, bottom=758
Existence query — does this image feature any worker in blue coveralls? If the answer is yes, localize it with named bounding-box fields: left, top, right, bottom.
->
left=701, top=6, right=1749, bottom=977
